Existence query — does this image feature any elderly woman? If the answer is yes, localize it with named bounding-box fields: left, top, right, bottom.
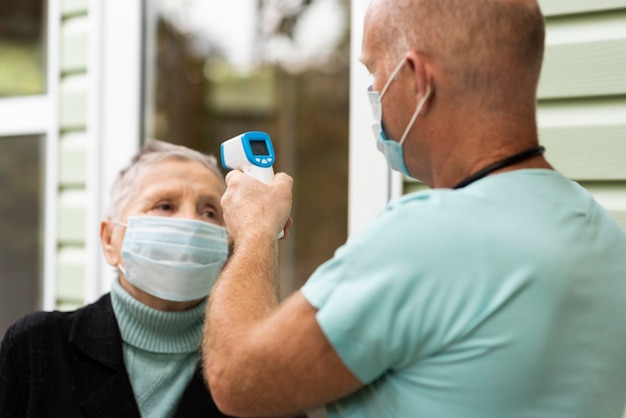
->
left=0, top=140, right=233, bottom=417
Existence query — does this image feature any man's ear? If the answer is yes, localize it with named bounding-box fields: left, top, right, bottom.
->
left=404, top=51, right=434, bottom=111
left=100, top=219, right=120, bottom=266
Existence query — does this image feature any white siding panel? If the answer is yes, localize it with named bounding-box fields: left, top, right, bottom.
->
left=61, top=16, right=88, bottom=73
left=59, top=132, right=86, bottom=185
left=57, top=189, right=86, bottom=245
left=56, top=246, right=85, bottom=304
left=539, top=0, right=626, bottom=17
left=61, top=0, right=88, bottom=16
left=60, top=74, right=88, bottom=130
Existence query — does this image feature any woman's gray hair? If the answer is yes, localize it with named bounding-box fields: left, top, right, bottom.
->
left=107, top=139, right=225, bottom=220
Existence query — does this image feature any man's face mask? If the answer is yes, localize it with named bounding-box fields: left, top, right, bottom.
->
left=367, top=57, right=431, bottom=177
left=114, top=216, right=229, bottom=302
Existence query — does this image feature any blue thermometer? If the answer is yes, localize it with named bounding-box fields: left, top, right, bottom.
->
left=221, top=131, right=276, bottom=184
left=221, top=131, right=284, bottom=238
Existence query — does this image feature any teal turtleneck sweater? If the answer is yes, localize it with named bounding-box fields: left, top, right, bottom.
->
left=110, top=278, right=206, bottom=418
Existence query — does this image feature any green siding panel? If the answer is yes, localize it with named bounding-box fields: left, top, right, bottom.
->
left=403, top=180, right=429, bottom=195
left=56, top=247, right=85, bottom=303
left=538, top=39, right=626, bottom=99
left=61, top=17, right=88, bottom=73
left=579, top=181, right=626, bottom=231
left=61, top=0, right=88, bottom=17
left=540, top=125, right=626, bottom=180
left=539, top=0, right=626, bottom=16
left=60, top=75, right=87, bottom=130
left=59, top=132, right=87, bottom=186
left=608, top=209, right=626, bottom=230
left=58, top=190, right=86, bottom=245
left=56, top=302, right=83, bottom=312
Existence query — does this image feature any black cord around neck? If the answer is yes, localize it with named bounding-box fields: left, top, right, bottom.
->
left=453, top=146, right=545, bottom=189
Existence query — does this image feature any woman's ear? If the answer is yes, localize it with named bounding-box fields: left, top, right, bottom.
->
left=100, top=219, right=121, bottom=266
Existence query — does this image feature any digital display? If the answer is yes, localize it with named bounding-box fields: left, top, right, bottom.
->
left=250, top=140, right=269, bottom=156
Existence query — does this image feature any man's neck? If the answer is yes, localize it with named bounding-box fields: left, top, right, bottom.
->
left=427, top=111, right=550, bottom=189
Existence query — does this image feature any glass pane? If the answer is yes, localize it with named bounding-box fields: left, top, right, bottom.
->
left=0, top=135, right=44, bottom=337
left=144, top=0, right=350, bottom=297
left=0, top=0, right=46, bottom=97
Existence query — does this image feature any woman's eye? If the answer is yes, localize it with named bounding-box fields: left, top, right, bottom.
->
left=202, top=209, right=216, bottom=219
left=154, top=203, right=174, bottom=212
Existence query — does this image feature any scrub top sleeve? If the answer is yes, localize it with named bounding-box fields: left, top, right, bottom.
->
left=301, top=226, right=424, bottom=384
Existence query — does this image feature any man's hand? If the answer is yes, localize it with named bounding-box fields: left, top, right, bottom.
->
left=221, top=170, right=293, bottom=242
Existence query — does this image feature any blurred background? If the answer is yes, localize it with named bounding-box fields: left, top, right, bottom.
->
left=1, top=0, right=626, bottom=340
left=0, top=0, right=354, bottom=335
left=143, top=0, right=351, bottom=298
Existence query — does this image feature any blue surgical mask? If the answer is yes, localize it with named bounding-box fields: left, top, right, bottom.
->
left=367, top=58, right=431, bottom=177
left=114, top=216, right=229, bottom=302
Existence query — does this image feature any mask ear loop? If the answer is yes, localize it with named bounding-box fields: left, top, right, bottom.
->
left=380, top=57, right=407, bottom=98
left=117, top=263, right=127, bottom=276
left=399, top=85, right=432, bottom=146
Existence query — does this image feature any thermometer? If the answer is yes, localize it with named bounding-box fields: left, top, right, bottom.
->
left=221, top=131, right=284, bottom=238
left=221, top=131, right=276, bottom=184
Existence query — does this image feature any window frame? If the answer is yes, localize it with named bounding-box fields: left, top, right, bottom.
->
left=84, top=0, right=143, bottom=303
left=0, top=0, right=60, bottom=310
left=348, top=0, right=403, bottom=236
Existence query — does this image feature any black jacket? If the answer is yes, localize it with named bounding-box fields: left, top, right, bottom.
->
left=0, top=293, right=231, bottom=418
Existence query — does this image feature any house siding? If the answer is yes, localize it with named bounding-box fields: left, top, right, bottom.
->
left=56, top=0, right=89, bottom=310
left=537, top=1, right=626, bottom=230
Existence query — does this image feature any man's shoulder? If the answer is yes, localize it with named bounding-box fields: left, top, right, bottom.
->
left=379, top=188, right=471, bottom=231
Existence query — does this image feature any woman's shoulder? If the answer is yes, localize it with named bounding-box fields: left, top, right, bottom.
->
left=2, top=294, right=112, bottom=349
left=3, top=309, right=71, bottom=352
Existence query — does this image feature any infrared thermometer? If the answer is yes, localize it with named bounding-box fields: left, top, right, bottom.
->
left=221, top=131, right=276, bottom=184
left=221, top=131, right=284, bottom=238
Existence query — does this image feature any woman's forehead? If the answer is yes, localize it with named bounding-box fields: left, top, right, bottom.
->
left=134, top=159, right=224, bottom=195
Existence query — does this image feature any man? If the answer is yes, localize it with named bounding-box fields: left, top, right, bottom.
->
left=203, top=1, right=626, bottom=417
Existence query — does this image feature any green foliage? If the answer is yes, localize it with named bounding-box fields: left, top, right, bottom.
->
left=0, top=40, right=45, bottom=97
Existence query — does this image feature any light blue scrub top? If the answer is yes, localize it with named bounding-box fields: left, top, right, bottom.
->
left=301, top=170, right=626, bottom=418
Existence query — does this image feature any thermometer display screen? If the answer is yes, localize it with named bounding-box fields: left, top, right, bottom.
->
left=250, top=140, right=269, bottom=156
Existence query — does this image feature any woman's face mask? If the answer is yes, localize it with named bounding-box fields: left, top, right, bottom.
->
left=367, top=57, right=431, bottom=177
left=114, top=216, right=229, bottom=302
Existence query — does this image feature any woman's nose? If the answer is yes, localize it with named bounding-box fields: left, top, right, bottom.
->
left=177, top=204, right=201, bottom=221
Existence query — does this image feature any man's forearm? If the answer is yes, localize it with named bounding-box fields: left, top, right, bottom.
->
left=203, top=232, right=282, bottom=414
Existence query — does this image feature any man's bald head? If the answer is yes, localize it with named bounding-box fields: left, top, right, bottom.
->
left=367, top=0, right=545, bottom=110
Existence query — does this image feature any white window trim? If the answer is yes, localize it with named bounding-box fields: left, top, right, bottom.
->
left=0, top=96, right=51, bottom=136
left=0, top=0, right=60, bottom=311
left=348, top=0, right=403, bottom=237
left=83, top=0, right=142, bottom=303
left=44, top=0, right=61, bottom=311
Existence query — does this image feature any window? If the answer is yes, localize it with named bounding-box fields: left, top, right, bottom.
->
left=0, top=0, right=57, bottom=336
left=143, top=0, right=350, bottom=296
left=0, top=0, right=46, bottom=97
left=0, top=136, right=44, bottom=334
